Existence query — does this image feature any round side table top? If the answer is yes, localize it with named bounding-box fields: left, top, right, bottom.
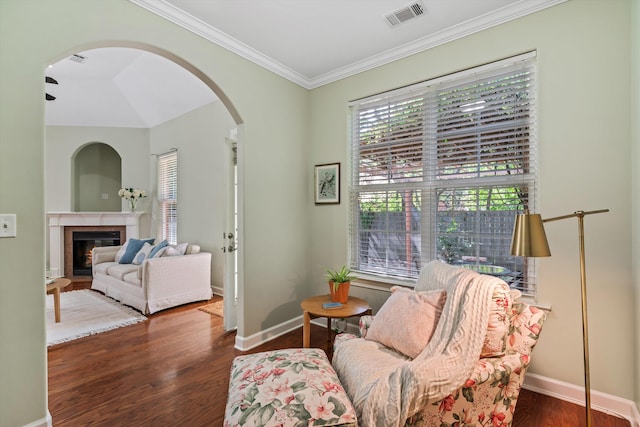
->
left=301, top=295, right=370, bottom=318
left=46, top=277, right=72, bottom=292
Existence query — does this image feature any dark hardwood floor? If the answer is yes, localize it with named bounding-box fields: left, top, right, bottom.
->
left=48, top=287, right=631, bottom=427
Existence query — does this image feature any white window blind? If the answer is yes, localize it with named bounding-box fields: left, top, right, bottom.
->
left=158, top=151, right=177, bottom=245
left=349, top=53, right=538, bottom=295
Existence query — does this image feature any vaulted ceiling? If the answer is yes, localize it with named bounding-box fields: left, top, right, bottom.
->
left=45, top=0, right=565, bottom=128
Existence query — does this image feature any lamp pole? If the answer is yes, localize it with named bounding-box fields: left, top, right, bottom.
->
left=541, top=209, right=608, bottom=427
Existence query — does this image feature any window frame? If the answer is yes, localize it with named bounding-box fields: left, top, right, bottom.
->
left=157, top=151, right=178, bottom=245
left=348, top=52, right=538, bottom=296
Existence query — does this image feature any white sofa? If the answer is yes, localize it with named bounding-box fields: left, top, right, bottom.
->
left=91, top=243, right=212, bottom=314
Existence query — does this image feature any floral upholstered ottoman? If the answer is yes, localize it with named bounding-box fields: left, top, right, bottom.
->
left=224, top=348, right=357, bottom=426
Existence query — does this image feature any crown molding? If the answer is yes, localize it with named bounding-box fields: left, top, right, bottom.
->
left=129, top=0, right=312, bottom=88
left=130, top=0, right=567, bottom=90
left=309, top=0, right=567, bottom=87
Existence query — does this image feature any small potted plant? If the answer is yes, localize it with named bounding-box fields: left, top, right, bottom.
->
left=326, top=265, right=356, bottom=304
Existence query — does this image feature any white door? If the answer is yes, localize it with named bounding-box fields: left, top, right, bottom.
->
left=223, top=137, right=238, bottom=331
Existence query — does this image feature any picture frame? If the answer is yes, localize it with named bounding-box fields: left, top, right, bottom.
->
left=314, top=163, right=340, bottom=205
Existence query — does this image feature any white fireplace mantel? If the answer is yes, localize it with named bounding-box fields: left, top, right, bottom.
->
left=47, top=212, right=143, bottom=278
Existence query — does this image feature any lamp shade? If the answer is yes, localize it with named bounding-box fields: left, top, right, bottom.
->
left=510, top=212, right=551, bottom=257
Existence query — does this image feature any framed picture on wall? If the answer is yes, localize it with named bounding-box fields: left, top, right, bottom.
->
left=314, top=163, right=340, bottom=205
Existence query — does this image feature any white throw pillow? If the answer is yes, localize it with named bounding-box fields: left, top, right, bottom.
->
left=132, top=242, right=154, bottom=265
left=159, top=242, right=188, bottom=257
left=114, top=240, right=129, bottom=263
left=365, top=287, right=447, bottom=359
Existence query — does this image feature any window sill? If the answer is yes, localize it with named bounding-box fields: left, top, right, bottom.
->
left=351, top=272, right=415, bottom=293
left=352, top=272, right=552, bottom=312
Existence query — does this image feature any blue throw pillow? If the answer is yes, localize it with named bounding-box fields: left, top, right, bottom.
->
left=149, top=240, right=169, bottom=258
left=118, top=238, right=155, bottom=264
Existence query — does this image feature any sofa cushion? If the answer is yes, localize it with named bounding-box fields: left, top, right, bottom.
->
left=107, top=263, right=140, bottom=281
left=123, top=270, right=142, bottom=287
left=332, top=334, right=410, bottom=415
left=119, top=238, right=155, bottom=264
left=94, top=261, right=117, bottom=276
left=365, top=287, right=447, bottom=359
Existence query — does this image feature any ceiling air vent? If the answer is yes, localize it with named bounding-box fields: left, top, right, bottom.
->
left=385, top=1, right=425, bottom=27
left=68, top=53, right=87, bottom=64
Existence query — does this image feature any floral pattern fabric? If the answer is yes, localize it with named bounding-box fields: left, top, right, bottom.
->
left=336, top=301, right=545, bottom=427
left=225, top=348, right=357, bottom=427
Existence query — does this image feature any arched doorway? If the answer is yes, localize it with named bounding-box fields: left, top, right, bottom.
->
left=44, top=44, right=243, bottom=330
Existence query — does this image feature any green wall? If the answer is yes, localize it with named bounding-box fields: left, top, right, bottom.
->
left=632, top=0, right=640, bottom=412
left=46, top=126, right=151, bottom=213
left=309, top=0, right=636, bottom=402
left=149, top=101, right=236, bottom=289
left=0, top=0, right=308, bottom=425
left=0, top=0, right=637, bottom=425
left=73, top=143, right=121, bottom=212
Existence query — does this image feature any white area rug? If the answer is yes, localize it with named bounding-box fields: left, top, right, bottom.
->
left=46, top=290, right=147, bottom=346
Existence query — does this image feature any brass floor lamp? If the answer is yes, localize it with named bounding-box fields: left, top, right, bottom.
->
left=510, top=209, right=609, bottom=427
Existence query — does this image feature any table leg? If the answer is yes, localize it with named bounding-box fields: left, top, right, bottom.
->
left=303, top=311, right=311, bottom=347
left=327, top=318, right=332, bottom=351
left=53, top=287, right=61, bottom=323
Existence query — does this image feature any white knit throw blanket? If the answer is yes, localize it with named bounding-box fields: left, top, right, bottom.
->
left=359, top=261, right=500, bottom=427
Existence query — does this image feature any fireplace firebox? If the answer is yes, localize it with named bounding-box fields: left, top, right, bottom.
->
left=72, top=231, right=121, bottom=276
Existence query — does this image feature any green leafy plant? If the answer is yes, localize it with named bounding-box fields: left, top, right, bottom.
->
left=325, top=265, right=356, bottom=291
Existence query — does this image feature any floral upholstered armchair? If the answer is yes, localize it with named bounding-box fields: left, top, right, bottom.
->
left=331, top=261, right=546, bottom=427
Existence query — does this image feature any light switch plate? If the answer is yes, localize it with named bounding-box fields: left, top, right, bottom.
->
left=0, top=214, right=17, bottom=238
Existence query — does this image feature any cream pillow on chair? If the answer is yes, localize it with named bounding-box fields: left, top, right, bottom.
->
left=365, top=287, right=447, bottom=359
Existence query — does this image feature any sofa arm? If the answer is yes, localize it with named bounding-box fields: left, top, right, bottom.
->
left=406, top=304, right=546, bottom=426
left=141, top=252, right=212, bottom=297
left=410, top=353, right=527, bottom=426
left=92, top=245, right=121, bottom=266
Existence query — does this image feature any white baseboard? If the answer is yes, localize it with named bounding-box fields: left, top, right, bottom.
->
left=234, top=316, right=359, bottom=351
left=524, top=373, right=640, bottom=427
left=211, top=285, right=223, bottom=296
left=235, top=315, right=303, bottom=351
left=22, top=411, right=51, bottom=427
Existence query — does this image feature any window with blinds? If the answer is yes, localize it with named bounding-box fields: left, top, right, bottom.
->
left=158, top=151, right=177, bottom=245
left=349, top=53, right=538, bottom=295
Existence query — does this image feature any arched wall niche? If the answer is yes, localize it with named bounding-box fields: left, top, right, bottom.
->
left=72, top=142, right=121, bottom=212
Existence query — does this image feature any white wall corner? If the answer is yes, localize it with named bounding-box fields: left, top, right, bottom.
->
left=234, top=316, right=304, bottom=351
left=234, top=315, right=358, bottom=352
left=21, top=411, right=52, bottom=427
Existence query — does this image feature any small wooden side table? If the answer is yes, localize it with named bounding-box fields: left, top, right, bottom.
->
left=301, top=295, right=371, bottom=352
left=46, top=278, right=71, bottom=323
